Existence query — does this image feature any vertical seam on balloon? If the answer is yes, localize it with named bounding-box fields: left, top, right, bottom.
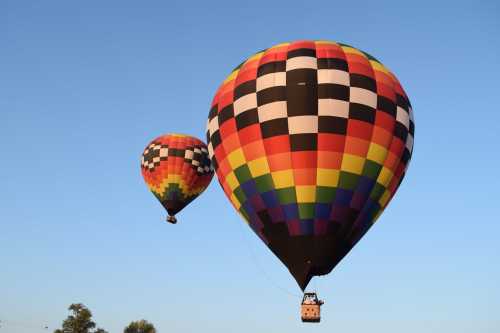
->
left=320, top=42, right=335, bottom=235
left=171, top=137, right=181, bottom=207
left=379, top=78, right=407, bottom=210
left=255, top=45, right=281, bottom=232
left=186, top=137, right=198, bottom=199
left=344, top=55, right=385, bottom=243
left=347, top=62, right=400, bottom=244
left=231, top=51, right=252, bottom=226
left=331, top=43, right=352, bottom=234
left=285, top=41, right=300, bottom=235
left=161, top=136, right=170, bottom=203
left=320, top=41, right=339, bottom=235
left=384, top=84, right=414, bottom=211
left=345, top=52, right=377, bottom=227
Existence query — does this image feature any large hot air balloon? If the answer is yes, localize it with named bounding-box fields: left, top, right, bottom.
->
left=206, top=40, right=414, bottom=292
left=141, top=134, right=214, bottom=223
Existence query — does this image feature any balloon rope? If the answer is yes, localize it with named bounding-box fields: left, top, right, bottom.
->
left=236, top=223, right=302, bottom=298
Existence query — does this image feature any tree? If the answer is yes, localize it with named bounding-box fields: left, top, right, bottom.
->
left=54, top=303, right=108, bottom=333
left=124, top=319, right=156, bottom=333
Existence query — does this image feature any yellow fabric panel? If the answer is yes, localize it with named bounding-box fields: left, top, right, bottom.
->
left=247, top=51, right=264, bottom=63
left=230, top=192, right=241, bottom=210
left=370, top=60, right=391, bottom=75
left=316, top=168, right=340, bottom=187
left=225, top=171, right=239, bottom=191
left=272, top=169, right=294, bottom=189
left=248, top=157, right=270, bottom=178
left=174, top=174, right=182, bottom=189
left=296, top=185, right=316, bottom=203
left=224, top=69, right=239, bottom=84
left=227, top=148, right=246, bottom=169
left=341, top=154, right=365, bottom=175
left=340, top=46, right=365, bottom=57
left=316, top=40, right=339, bottom=46
left=151, top=176, right=192, bottom=197
left=148, top=176, right=165, bottom=194
left=367, top=143, right=388, bottom=165
left=379, top=189, right=391, bottom=207
left=377, top=166, right=394, bottom=187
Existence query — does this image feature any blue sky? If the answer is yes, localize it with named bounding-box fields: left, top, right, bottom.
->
left=1, top=1, right=499, bottom=332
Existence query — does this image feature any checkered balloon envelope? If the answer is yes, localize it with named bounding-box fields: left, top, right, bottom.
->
left=141, top=133, right=214, bottom=223
left=206, top=40, right=414, bottom=290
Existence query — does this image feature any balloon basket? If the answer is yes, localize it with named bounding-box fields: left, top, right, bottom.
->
left=166, top=215, right=177, bottom=224
left=300, top=292, right=323, bottom=323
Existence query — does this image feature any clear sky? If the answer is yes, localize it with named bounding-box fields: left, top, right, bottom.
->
left=1, top=1, right=499, bottom=332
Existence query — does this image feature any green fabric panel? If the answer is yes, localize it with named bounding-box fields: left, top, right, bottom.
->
left=338, top=171, right=360, bottom=190
left=254, top=173, right=275, bottom=193
left=298, top=203, right=315, bottom=219
left=315, top=186, right=337, bottom=203
left=233, top=186, right=247, bottom=204
left=370, top=182, right=386, bottom=201
left=276, top=187, right=297, bottom=205
left=362, top=160, right=383, bottom=179
left=234, top=164, right=252, bottom=184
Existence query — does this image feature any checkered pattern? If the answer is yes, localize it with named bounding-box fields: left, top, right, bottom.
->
left=206, top=40, right=414, bottom=248
left=141, top=143, right=169, bottom=171
left=183, top=146, right=212, bottom=174
left=141, top=134, right=214, bottom=216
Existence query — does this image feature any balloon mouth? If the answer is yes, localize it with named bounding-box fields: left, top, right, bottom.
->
left=167, top=215, right=177, bottom=224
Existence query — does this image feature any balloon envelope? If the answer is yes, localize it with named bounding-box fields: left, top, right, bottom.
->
left=141, top=134, right=214, bottom=221
left=206, top=40, right=414, bottom=290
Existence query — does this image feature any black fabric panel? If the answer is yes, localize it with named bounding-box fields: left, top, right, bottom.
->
left=286, top=81, right=318, bottom=117
left=208, top=105, right=218, bottom=120
left=287, top=48, right=316, bottom=58
left=349, top=103, right=376, bottom=123
left=376, top=95, right=397, bottom=117
left=317, top=58, right=349, bottom=71
left=234, top=80, right=256, bottom=100
left=396, top=93, right=410, bottom=111
left=318, top=116, right=347, bottom=134
left=258, top=61, right=286, bottom=76
left=211, top=157, right=218, bottom=171
left=168, top=148, right=185, bottom=157
left=218, top=105, right=234, bottom=125
left=317, top=83, right=349, bottom=101
left=290, top=133, right=317, bottom=151
left=286, top=68, right=317, bottom=85
left=393, top=122, right=408, bottom=141
left=257, top=86, right=287, bottom=106
left=401, top=148, right=411, bottom=164
left=260, top=118, right=289, bottom=138
left=236, top=108, right=259, bottom=130
left=349, top=73, right=376, bottom=92
left=210, top=130, right=222, bottom=148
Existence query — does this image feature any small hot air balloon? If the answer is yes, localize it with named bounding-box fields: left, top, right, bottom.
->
left=141, top=133, right=214, bottom=223
left=206, top=40, right=414, bottom=321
